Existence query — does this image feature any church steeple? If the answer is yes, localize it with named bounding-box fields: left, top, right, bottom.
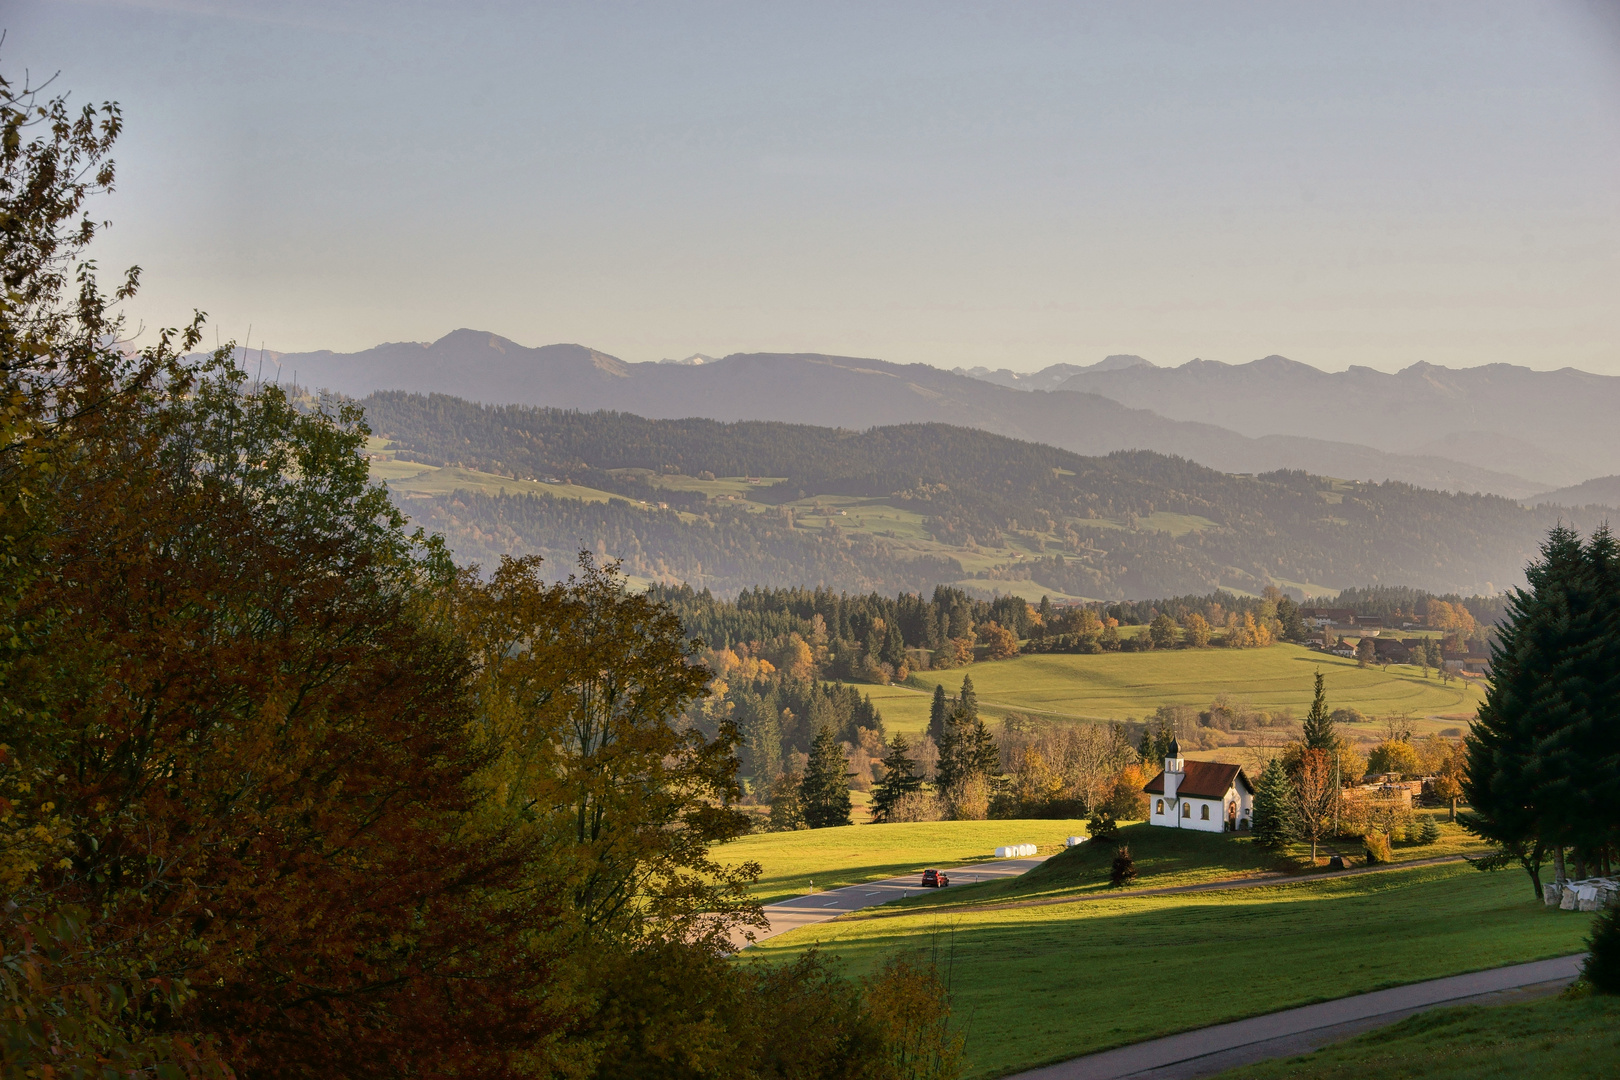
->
left=1164, top=738, right=1185, bottom=800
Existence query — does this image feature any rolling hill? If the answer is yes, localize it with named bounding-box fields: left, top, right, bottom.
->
left=247, top=331, right=1556, bottom=497
left=358, top=393, right=1600, bottom=599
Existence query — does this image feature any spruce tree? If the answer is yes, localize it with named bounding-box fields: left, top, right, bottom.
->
left=957, top=675, right=978, bottom=722
left=1301, top=671, right=1337, bottom=751
left=769, top=770, right=807, bottom=831
left=1250, top=758, right=1295, bottom=850
left=928, top=683, right=949, bottom=746
left=1465, top=525, right=1592, bottom=896
left=870, top=734, right=922, bottom=822
left=800, top=726, right=853, bottom=828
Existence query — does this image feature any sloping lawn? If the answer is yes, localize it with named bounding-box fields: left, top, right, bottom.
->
left=746, top=863, right=1588, bottom=1078
left=716, top=819, right=1091, bottom=904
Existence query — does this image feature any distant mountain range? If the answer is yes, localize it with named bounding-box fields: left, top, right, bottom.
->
left=243, top=331, right=1619, bottom=500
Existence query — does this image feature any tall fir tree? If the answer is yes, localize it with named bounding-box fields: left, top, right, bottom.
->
left=800, top=726, right=853, bottom=828
left=928, top=683, right=949, bottom=746
left=1301, top=671, right=1337, bottom=751
left=1250, top=759, right=1295, bottom=850
left=957, top=675, right=978, bottom=722
left=1465, top=525, right=1593, bottom=895
left=869, top=734, right=923, bottom=822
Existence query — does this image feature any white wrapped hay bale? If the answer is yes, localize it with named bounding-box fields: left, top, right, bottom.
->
left=994, top=846, right=1012, bottom=858
left=1065, top=836, right=1084, bottom=848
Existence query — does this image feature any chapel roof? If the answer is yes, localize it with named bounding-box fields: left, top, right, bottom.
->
left=1143, top=759, right=1252, bottom=799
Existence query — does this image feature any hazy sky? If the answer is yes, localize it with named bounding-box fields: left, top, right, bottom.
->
left=9, top=1, right=1620, bottom=372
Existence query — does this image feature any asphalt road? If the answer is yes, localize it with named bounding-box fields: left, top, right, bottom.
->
left=739, top=855, right=1049, bottom=947
left=1005, top=953, right=1586, bottom=1080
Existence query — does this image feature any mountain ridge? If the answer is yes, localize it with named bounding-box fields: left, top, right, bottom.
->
left=243, top=331, right=1564, bottom=499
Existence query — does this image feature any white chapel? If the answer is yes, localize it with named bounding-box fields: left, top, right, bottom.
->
left=1142, top=739, right=1255, bottom=832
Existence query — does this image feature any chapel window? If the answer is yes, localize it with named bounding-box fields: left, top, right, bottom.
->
left=1156, top=799, right=1164, bottom=815
left=1201, top=804, right=1210, bottom=820
left=1182, top=803, right=1191, bottom=818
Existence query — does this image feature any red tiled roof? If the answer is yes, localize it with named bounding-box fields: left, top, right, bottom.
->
left=1142, top=760, right=1252, bottom=799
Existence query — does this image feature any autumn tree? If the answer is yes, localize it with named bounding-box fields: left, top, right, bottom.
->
left=1148, top=613, right=1179, bottom=649
left=1290, top=749, right=1340, bottom=863
left=1182, top=612, right=1212, bottom=648
left=977, top=620, right=1018, bottom=660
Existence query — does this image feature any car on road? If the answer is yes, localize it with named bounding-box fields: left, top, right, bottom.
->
left=920, top=868, right=949, bottom=888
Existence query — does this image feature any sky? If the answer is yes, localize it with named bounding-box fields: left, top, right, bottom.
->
left=8, top=1, right=1620, bottom=373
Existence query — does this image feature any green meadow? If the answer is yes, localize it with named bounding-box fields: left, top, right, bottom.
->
left=877, top=644, right=1484, bottom=732
left=746, top=862, right=1589, bottom=1079
left=716, top=820, right=1090, bottom=904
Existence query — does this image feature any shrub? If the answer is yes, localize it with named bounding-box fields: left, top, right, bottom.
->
left=1364, top=830, right=1392, bottom=864
left=862, top=954, right=967, bottom=1080
left=1110, top=845, right=1137, bottom=887
left=886, top=791, right=945, bottom=823
left=1086, top=813, right=1119, bottom=843
left=1418, top=816, right=1441, bottom=845
left=943, top=776, right=989, bottom=821
left=1584, top=905, right=1620, bottom=995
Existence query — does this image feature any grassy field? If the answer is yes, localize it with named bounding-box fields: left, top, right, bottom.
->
left=889, top=645, right=1484, bottom=730
left=714, top=820, right=1091, bottom=904
left=858, top=814, right=1490, bottom=916
left=1211, top=990, right=1620, bottom=1080
left=746, top=862, right=1590, bottom=1078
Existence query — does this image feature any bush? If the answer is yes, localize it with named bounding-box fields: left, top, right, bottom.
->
left=886, top=791, right=945, bottom=823
left=1584, top=905, right=1620, bottom=995
left=942, top=776, right=989, bottom=821
left=1086, top=813, right=1119, bottom=843
left=1364, top=830, right=1392, bottom=864
left=1110, top=845, right=1137, bottom=887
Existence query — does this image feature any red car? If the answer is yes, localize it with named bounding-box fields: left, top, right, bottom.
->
left=921, top=868, right=950, bottom=888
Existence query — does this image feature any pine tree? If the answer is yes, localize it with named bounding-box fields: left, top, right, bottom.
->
left=957, top=675, right=978, bottom=722
left=769, top=770, right=807, bottom=831
left=800, top=726, right=853, bottom=828
left=1418, top=816, right=1441, bottom=845
left=1466, top=525, right=1594, bottom=897
left=1301, top=670, right=1337, bottom=751
left=870, top=734, right=923, bottom=823
left=928, top=683, right=949, bottom=746
left=1250, top=758, right=1295, bottom=850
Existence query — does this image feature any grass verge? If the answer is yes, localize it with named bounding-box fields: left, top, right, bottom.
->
left=1209, top=989, right=1620, bottom=1079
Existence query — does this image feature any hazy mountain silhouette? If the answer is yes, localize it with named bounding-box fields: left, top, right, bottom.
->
left=1525, top=475, right=1620, bottom=511
left=250, top=330, right=1556, bottom=498
left=1049, top=355, right=1620, bottom=487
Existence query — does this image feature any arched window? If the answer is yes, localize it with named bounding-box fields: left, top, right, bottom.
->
left=1156, top=799, right=1165, bottom=815
left=1201, top=804, right=1210, bottom=820
left=1182, top=802, right=1191, bottom=818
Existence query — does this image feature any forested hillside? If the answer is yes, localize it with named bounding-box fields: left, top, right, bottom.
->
left=362, top=393, right=1593, bottom=598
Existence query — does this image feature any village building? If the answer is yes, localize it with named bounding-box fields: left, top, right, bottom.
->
left=1142, top=741, right=1255, bottom=832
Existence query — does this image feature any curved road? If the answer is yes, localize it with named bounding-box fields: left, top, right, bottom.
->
left=739, top=854, right=1048, bottom=947
left=1005, top=953, right=1584, bottom=1079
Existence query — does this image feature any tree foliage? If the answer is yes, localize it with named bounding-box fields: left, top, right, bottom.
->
left=0, top=63, right=966, bottom=1079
